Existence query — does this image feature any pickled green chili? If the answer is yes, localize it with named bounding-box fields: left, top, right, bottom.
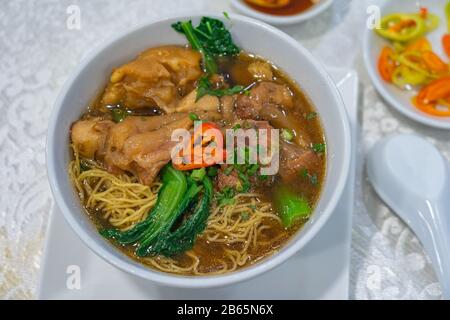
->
left=376, top=11, right=440, bottom=43
left=376, top=13, right=426, bottom=42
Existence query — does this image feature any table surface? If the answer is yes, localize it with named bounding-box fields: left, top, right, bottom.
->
left=1, top=0, right=448, bottom=300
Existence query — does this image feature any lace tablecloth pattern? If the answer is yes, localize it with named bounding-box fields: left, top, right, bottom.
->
left=0, top=0, right=448, bottom=299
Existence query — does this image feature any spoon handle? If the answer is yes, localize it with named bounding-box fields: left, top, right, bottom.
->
left=433, top=199, right=450, bottom=299
left=415, top=197, right=450, bottom=299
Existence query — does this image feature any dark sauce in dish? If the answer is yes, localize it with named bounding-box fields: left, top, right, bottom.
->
left=244, top=0, right=317, bottom=16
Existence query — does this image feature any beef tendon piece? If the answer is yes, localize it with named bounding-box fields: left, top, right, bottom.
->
left=71, top=118, right=114, bottom=159
left=101, top=46, right=202, bottom=113
left=71, top=113, right=193, bottom=185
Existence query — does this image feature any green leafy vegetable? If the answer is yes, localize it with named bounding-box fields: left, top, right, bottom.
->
left=196, top=76, right=245, bottom=100
left=191, top=168, right=206, bottom=182
left=149, top=176, right=213, bottom=256
left=172, top=17, right=240, bottom=74
left=207, top=166, right=219, bottom=177
left=274, top=187, right=311, bottom=228
left=101, top=165, right=215, bottom=258
left=136, top=181, right=202, bottom=256
left=101, top=165, right=187, bottom=245
left=172, top=17, right=244, bottom=100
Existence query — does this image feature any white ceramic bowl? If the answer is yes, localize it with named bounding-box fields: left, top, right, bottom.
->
left=46, top=13, right=351, bottom=288
left=231, top=0, right=334, bottom=26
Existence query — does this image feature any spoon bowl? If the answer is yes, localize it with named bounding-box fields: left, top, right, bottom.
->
left=367, top=134, right=450, bottom=299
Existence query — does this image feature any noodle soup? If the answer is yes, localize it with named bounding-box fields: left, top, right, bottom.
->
left=68, top=17, right=326, bottom=275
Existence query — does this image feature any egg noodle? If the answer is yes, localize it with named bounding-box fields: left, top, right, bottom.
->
left=68, top=145, right=285, bottom=275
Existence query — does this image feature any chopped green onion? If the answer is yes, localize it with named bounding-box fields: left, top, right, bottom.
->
left=223, top=166, right=234, bottom=176
left=305, top=112, right=317, bottom=120
left=80, top=160, right=91, bottom=172
left=310, top=173, right=318, bottom=186
left=216, top=186, right=236, bottom=205
left=189, top=112, right=200, bottom=121
left=281, top=128, right=294, bottom=141
left=111, top=108, right=127, bottom=123
left=241, top=212, right=250, bottom=221
left=312, top=143, right=326, bottom=154
left=237, top=171, right=250, bottom=192
left=220, top=198, right=236, bottom=206
left=247, top=163, right=259, bottom=176
left=300, top=168, right=308, bottom=179
left=300, top=168, right=319, bottom=186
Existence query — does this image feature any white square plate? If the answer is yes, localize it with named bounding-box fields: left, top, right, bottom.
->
left=38, top=67, right=358, bottom=300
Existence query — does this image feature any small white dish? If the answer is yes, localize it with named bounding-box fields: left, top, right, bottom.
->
left=231, top=0, right=333, bottom=26
left=39, top=67, right=358, bottom=300
left=46, top=13, right=351, bottom=288
left=363, top=0, right=450, bottom=129
left=367, top=134, right=450, bottom=298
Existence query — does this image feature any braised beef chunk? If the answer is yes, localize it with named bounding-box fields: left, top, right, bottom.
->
left=216, top=164, right=275, bottom=193
left=235, top=81, right=293, bottom=119
left=218, top=118, right=319, bottom=186
left=233, top=81, right=311, bottom=147
left=279, top=140, right=320, bottom=182
left=216, top=165, right=241, bottom=190
left=215, top=120, right=277, bottom=193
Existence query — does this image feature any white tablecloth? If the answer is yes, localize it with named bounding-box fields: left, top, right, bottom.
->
left=1, top=0, right=447, bottom=299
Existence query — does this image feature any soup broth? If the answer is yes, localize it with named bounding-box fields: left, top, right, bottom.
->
left=69, top=38, right=326, bottom=275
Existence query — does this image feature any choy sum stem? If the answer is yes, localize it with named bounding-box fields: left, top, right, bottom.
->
left=100, top=165, right=187, bottom=246
left=101, top=165, right=214, bottom=258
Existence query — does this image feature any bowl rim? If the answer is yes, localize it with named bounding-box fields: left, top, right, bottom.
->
left=231, top=0, right=334, bottom=26
left=362, top=2, right=450, bottom=130
left=46, top=12, right=351, bottom=288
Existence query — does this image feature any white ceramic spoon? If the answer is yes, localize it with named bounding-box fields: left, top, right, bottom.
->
left=367, top=134, right=450, bottom=299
